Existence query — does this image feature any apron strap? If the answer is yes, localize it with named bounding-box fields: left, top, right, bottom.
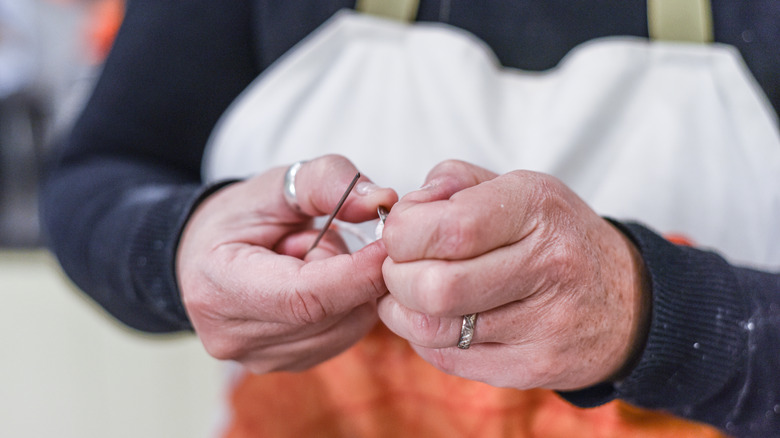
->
left=356, top=0, right=712, bottom=41
left=648, top=0, right=713, bottom=43
left=356, top=0, right=419, bottom=22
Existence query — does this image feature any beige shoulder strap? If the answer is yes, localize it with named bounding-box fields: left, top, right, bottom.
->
left=356, top=0, right=420, bottom=22
left=357, top=0, right=710, bottom=41
left=648, top=0, right=713, bottom=43
left=359, top=0, right=712, bottom=41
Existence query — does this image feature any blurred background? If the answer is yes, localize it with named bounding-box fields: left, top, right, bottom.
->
left=0, top=1, right=224, bottom=437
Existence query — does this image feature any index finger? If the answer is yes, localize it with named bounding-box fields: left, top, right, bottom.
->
left=384, top=169, right=546, bottom=262
left=292, top=155, right=398, bottom=223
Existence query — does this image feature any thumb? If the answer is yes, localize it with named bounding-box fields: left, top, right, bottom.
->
left=283, top=240, right=389, bottom=323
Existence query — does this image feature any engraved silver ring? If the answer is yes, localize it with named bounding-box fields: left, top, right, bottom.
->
left=457, top=313, right=478, bottom=349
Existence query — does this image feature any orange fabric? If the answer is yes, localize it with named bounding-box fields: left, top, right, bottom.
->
left=86, top=0, right=124, bottom=63
left=44, top=0, right=124, bottom=63
left=665, top=234, right=695, bottom=247
left=225, top=323, right=727, bottom=438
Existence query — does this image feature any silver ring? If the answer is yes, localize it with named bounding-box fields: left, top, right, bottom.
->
left=457, top=313, right=478, bottom=349
left=283, top=160, right=306, bottom=211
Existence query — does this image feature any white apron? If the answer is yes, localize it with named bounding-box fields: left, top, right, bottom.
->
left=203, top=9, right=780, bottom=269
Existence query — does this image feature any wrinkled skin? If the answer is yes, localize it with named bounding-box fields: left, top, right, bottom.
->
left=176, top=155, right=397, bottom=374
left=378, top=160, right=650, bottom=391
left=178, top=155, right=649, bottom=392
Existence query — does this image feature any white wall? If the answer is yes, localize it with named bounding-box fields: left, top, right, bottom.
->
left=0, top=250, right=226, bottom=438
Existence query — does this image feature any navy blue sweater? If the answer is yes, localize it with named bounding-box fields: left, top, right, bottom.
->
left=41, top=1, right=780, bottom=436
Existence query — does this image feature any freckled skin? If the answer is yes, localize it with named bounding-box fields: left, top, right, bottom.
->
left=379, top=161, right=650, bottom=391
left=177, top=155, right=398, bottom=374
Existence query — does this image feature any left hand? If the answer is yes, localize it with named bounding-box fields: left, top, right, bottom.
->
left=378, top=160, right=650, bottom=391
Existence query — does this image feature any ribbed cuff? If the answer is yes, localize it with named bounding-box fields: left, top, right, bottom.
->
left=560, top=221, right=748, bottom=411
left=127, top=179, right=240, bottom=331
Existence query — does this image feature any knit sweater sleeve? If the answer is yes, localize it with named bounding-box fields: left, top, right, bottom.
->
left=39, top=0, right=258, bottom=332
left=560, top=221, right=780, bottom=437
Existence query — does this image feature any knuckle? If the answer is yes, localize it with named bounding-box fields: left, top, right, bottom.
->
left=532, top=173, right=582, bottom=223
left=417, top=266, right=460, bottom=316
left=531, top=237, right=578, bottom=293
left=381, top=220, right=400, bottom=253
left=202, top=336, right=246, bottom=361
left=316, top=154, right=353, bottom=178
left=432, top=213, right=479, bottom=258
left=288, top=289, right=328, bottom=325
left=431, top=160, right=464, bottom=173
left=382, top=216, right=416, bottom=262
left=426, top=348, right=456, bottom=374
left=245, top=362, right=276, bottom=375
left=532, top=174, right=563, bottom=207
left=243, top=354, right=288, bottom=375
left=431, top=159, right=469, bottom=177
left=511, top=171, right=563, bottom=211
left=410, top=313, right=447, bottom=345
left=528, top=350, right=568, bottom=387
left=319, top=153, right=347, bottom=166
left=546, top=235, right=577, bottom=270
left=365, top=270, right=389, bottom=300
left=433, top=216, right=464, bottom=255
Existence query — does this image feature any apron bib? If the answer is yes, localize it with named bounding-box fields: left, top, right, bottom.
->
left=204, top=6, right=778, bottom=437
left=204, top=11, right=780, bottom=269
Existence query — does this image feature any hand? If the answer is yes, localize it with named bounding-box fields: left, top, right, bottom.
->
left=378, top=160, right=650, bottom=391
left=176, top=155, right=397, bottom=373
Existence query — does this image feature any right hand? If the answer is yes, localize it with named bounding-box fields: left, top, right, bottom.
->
left=176, top=155, right=397, bottom=373
left=378, top=161, right=650, bottom=391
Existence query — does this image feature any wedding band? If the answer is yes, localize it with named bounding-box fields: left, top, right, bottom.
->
left=283, top=160, right=306, bottom=211
left=457, top=313, right=478, bottom=349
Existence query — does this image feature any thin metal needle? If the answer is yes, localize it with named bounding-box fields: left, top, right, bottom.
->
left=307, top=172, right=361, bottom=254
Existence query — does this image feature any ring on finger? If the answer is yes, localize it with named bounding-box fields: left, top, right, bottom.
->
left=457, top=313, right=478, bottom=349
left=283, top=160, right=306, bottom=211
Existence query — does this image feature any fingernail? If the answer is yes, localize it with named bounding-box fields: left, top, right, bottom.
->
left=356, top=181, right=380, bottom=195
left=419, top=178, right=442, bottom=191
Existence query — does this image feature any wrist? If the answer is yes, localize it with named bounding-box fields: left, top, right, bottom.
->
left=607, top=221, right=652, bottom=382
